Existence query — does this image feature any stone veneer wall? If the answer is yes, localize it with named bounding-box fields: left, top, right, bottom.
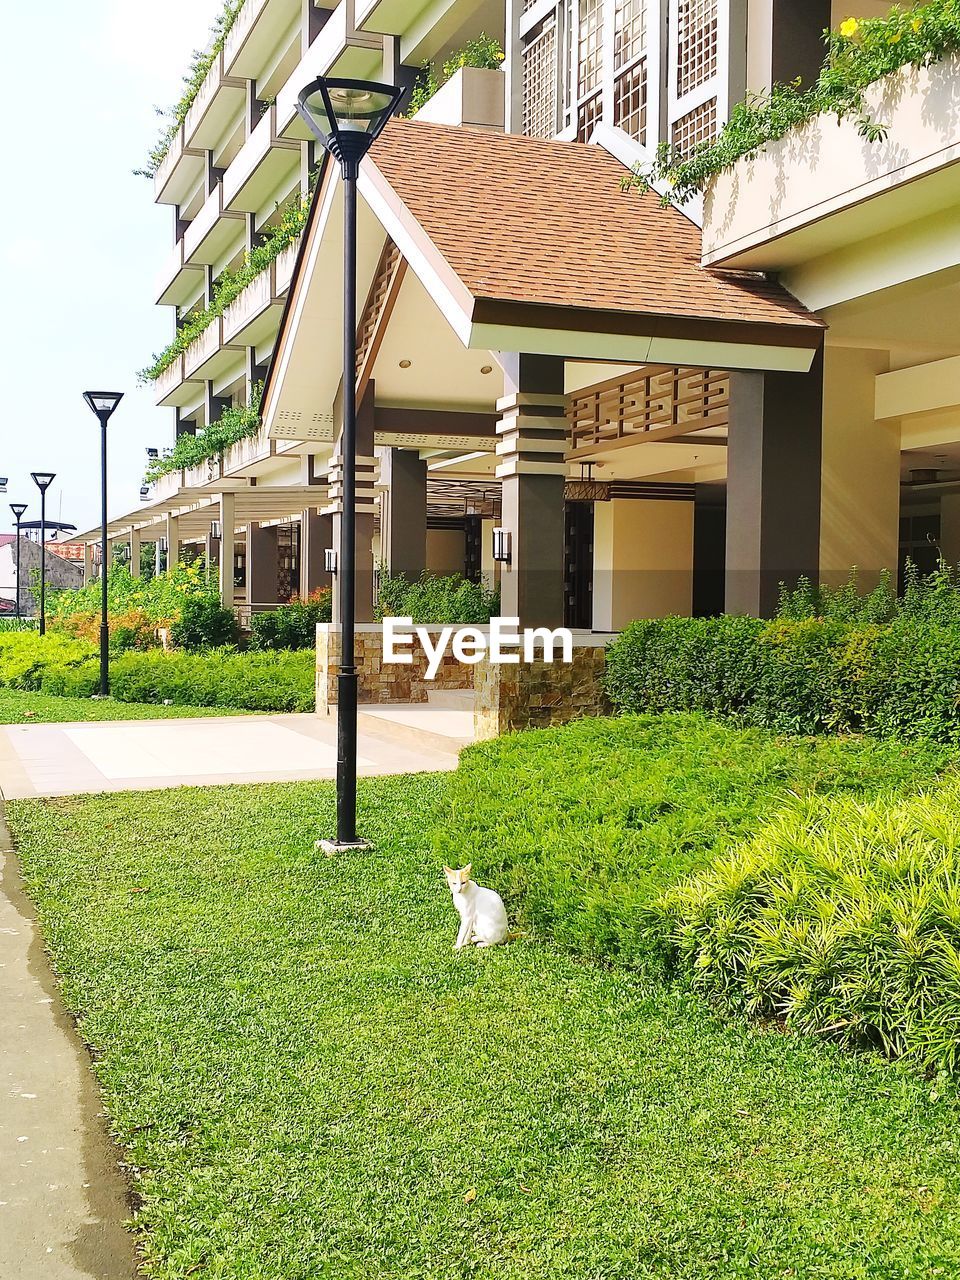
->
left=316, top=625, right=474, bottom=713
left=316, top=625, right=612, bottom=738
left=473, top=645, right=610, bottom=741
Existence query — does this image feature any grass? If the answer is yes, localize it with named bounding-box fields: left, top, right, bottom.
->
left=0, top=688, right=254, bottom=724
left=435, top=715, right=955, bottom=969
left=10, top=755, right=960, bottom=1279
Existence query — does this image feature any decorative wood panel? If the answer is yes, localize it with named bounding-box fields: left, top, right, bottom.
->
left=568, top=366, right=729, bottom=453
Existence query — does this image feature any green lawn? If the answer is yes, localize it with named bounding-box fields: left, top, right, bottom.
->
left=0, top=688, right=254, bottom=724
left=10, top=752, right=960, bottom=1279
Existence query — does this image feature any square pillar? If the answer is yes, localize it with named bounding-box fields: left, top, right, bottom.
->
left=326, top=387, right=377, bottom=624
left=300, top=507, right=333, bottom=597
left=129, top=528, right=141, bottom=579
left=245, top=522, right=279, bottom=609
left=496, top=353, right=567, bottom=628
left=83, top=543, right=94, bottom=586
left=820, top=348, right=900, bottom=590
left=383, top=448, right=427, bottom=579
left=165, top=514, right=180, bottom=573
left=219, top=493, right=236, bottom=609
left=725, top=352, right=823, bottom=617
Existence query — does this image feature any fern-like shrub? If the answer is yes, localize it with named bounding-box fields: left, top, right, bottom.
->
left=659, top=779, right=960, bottom=1075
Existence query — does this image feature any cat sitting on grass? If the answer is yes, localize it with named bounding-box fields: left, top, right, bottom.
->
left=444, top=865, right=509, bottom=950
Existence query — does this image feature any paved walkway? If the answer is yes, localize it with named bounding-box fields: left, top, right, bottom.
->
left=0, top=707, right=474, bottom=799
left=0, top=813, right=135, bottom=1279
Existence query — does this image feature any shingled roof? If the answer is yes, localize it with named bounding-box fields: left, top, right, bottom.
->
left=367, top=119, right=823, bottom=344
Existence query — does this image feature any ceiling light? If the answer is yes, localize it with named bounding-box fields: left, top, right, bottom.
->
left=399, top=359, right=412, bottom=369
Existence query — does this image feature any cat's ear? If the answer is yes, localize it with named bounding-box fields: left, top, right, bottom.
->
left=463, top=864, right=472, bottom=878
left=443, top=866, right=453, bottom=875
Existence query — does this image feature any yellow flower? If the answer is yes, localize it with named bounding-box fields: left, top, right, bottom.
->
left=839, top=16, right=859, bottom=38
left=888, top=30, right=902, bottom=43
left=912, top=16, right=922, bottom=31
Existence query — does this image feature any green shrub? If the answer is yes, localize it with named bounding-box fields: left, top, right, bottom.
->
left=605, top=614, right=960, bottom=743
left=46, top=562, right=217, bottom=637
left=248, top=591, right=332, bottom=651
left=0, top=618, right=38, bottom=633
left=169, top=596, right=240, bottom=652
left=778, top=562, right=960, bottom=625
left=658, top=778, right=960, bottom=1075
left=376, top=570, right=499, bottom=624
left=431, top=715, right=949, bottom=970
left=0, top=632, right=315, bottom=712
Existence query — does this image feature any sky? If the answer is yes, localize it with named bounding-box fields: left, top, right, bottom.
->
left=0, top=0, right=224, bottom=538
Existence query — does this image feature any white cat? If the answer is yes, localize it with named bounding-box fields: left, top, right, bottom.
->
left=444, top=865, right=509, bottom=950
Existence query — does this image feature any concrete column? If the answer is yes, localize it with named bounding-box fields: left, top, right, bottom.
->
left=820, top=347, right=900, bottom=590
left=725, top=351, right=823, bottom=617
left=245, top=522, right=279, bottom=609
left=300, top=508, right=333, bottom=597
left=941, top=493, right=960, bottom=565
left=83, top=543, right=94, bottom=586
left=496, top=353, right=567, bottom=627
left=219, top=493, right=236, bottom=609
left=165, top=514, right=180, bottom=573
left=592, top=498, right=694, bottom=630
left=384, top=448, right=427, bottom=579
left=129, top=529, right=141, bottom=579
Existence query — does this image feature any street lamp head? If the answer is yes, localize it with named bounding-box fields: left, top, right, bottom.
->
left=10, top=503, right=26, bottom=521
left=31, top=472, right=56, bottom=493
left=83, top=391, right=124, bottom=422
left=297, top=77, right=405, bottom=175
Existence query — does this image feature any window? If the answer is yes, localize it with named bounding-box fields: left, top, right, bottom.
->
left=614, top=0, right=645, bottom=70
left=613, top=0, right=646, bottom=141
left=578, top=0, right=603, bottom=98
left=676, top=0, right=717, bottom=96
left=522, top=14, right=560, bottom=137
left=671, top=97, right=717, bottom=154
left=577, top=91, right=602, bottom=140
left=613, top=61, right=647, bottom=139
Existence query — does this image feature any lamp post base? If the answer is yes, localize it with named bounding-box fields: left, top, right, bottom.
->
left=316, top=838, right=373, bottom=857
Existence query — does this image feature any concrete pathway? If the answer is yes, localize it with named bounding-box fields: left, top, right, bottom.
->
left=0, top=707, right=473, bottom=800
left=0, top=813, right=135, bottom=1279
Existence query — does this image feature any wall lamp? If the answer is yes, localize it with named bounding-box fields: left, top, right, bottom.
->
left=492, top=527, right=512, bottom=565
left=324, top=547, right=338, bottom=575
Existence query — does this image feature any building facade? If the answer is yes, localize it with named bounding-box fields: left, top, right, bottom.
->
left=74, top=0, right=960, bottom=675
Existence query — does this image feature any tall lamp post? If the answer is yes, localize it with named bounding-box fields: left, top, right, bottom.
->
left=83, top=392, right=124, bottom=697
left=9, top=503, right=27, bottom=618
left=297, top=76, right=404, bottom=851
left=30, top=473, right=56, bottom=635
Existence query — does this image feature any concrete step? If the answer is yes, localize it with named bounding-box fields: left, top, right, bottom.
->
left=356, top=703, right=475, bottom=757
left=427, top=688, right=475, bottom=711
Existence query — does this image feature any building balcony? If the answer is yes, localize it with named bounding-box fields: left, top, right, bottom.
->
left=154, top=124, right=206, bottom=207
left=223, top=105, right=301, bottom=214
left=224, top=0, right=301, bottom=78
left=276, top=3, right=383, bottom=139
left=182, top=184, right=246, bottom=266
left=184, top=317, right=244, bottom=381
left=274, top=237, right=301, bottom=294
left=222, top=424, right=275, bottom=475
left=183, top=50, right=248, bottom=151
left=154, top=355, right=205, bottom=408
left=150, top=469, right=185, bottom=503
left=222, top=262, right=286, bottom=346
left=155, top=237, right=206, bottom=308
left=702, top=51, right=960, bottom=309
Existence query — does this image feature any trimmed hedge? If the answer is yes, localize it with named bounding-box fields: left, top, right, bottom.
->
left=0, top=633, right=315, bottom=713
left=249, top=593, right=332, bottom=651
left=604, top=616, right=960, bottom=742
left=658, top=779, right=960, bottom=1076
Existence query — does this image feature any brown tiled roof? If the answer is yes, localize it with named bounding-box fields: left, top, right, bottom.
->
left=368, top=119, right=822, bottom=334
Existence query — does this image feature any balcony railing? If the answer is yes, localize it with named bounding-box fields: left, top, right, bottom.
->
left=274, top=239, right=301, bottom=293
left=154, top=356, right=187, bottom=405
left=222, top=264, right=277, bottom=344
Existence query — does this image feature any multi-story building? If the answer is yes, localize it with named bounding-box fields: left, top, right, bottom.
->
left=76, top=0, right=960, bottom=724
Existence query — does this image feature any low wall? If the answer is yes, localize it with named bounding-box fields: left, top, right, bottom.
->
left=316, top=623, right=612, bottom=738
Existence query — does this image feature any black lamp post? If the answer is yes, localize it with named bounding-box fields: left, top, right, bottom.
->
left=297, top=76, right=404, bottom=850
left=83, top=392, right=124, bottom=697
left=9, top=503, right=27, bottom=618
left=30, top=473, right=55, bottom=635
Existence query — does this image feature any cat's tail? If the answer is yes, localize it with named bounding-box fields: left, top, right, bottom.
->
left=506, top=929, right=524, bottom=943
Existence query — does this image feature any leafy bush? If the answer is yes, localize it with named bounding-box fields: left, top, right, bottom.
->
left=0, top=618, right=38, bottom=632
left=635, top=0, right=960, bottom=203
left=56, top=607, right=160, bottom=653
left=779, top=561, right=960, bottom=625
left=431, top=715, right=949, bottom=970
left=144, top=390, right=263, bottom=481
left=407, top=34, right=504, bottom=114
left=376, top=570, right=499, bottom=624
left=169, top=597, right=240, bottom=652
left=249, top=591, right=332, bottom=651
left=0, top=632, right=315, bottom=711
left=658, top=778, right=960, bottom=1075
left=604, top=613, right=960, bottom=743
left=47, top=562, right=215, bottom=636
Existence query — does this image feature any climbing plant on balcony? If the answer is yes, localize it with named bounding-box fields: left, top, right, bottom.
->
left=407, top=34, right=505, bottom=116
left=631, top=0, right=960, bottom=206
left=136, top=0, right=247, bottom=179
left=141, top=194, right=310, bottom=384
left=144, top=385, right=264, bottom=485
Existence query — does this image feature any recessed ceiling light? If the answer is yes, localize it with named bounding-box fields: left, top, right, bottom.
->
left=399, top=359, right=412, bottom=369
left=480, top=365, right=493, bottom=375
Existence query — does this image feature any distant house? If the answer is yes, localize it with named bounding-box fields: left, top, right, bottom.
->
left=0, top=535, right=83, bottom=615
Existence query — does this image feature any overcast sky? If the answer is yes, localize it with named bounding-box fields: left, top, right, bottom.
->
left=0, top=0, right=224, bottom=537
